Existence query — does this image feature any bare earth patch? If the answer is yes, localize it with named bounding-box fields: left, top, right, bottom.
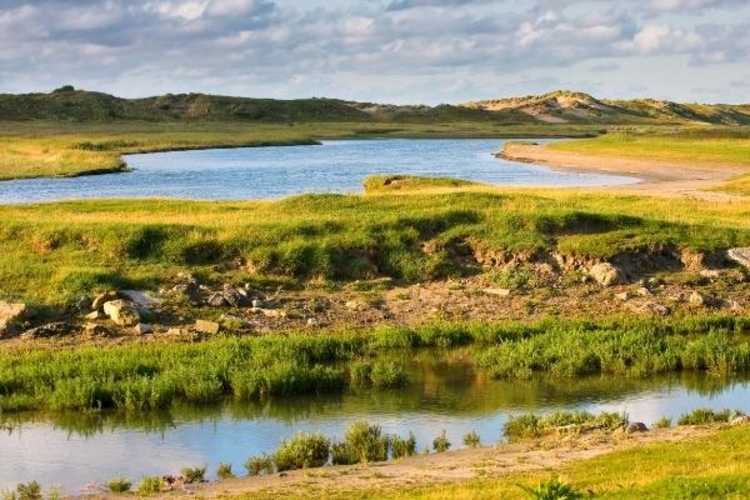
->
left=500, top=142, right=749, bottom=201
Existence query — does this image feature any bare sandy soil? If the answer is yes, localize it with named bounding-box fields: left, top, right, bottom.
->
left=500, top=142, right=748, bottom=201
left=167, top=426, right=713, bottom=499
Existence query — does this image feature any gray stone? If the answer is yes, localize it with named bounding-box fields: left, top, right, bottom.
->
left=0, top=301, right=26, bottom=337
left=615, top=291, right=632, bottom=301
left=626, top=422, right=649, bottom=434
left=689, top=291, right=707, bottom=307
left=728, top=248, right=750, bottom=269
left=120, top=290, right=162, bottom=309
left=483, top=288, right=511, bottom=297
left=133, top=323, right=154, bottom=335
left=207, top=293, right=228, bottom=307
left=84, top=310, right=104, bottom=321
left=22, top=322, right=76, bottom=339
left=92, top=291, right=120, bottom=311
left=84, top=323, right=114, bottom=338
left=589, top=263, right=621, bottom=287
left=103, top=300, right=141, bottom=327
left=699, top=269, right=722, bottom=279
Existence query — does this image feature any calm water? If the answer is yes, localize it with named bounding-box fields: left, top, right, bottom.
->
left=0, top=139, right=637, bottom=203
left=1, top=355, right=748, bottom=494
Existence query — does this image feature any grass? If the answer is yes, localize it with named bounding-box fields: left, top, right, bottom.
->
left=0, top=120, right=599, bottom=180
left=1, top=315, right=750, bottom=413
left=677, top=408, right=744, bottom=426
left=550, top=127, right=750, bottom=167
left=504, top=411, right=628, bottom=441
left=3, top=182, right=750, bottom=309
left=322, top=425, right=750, bottom=499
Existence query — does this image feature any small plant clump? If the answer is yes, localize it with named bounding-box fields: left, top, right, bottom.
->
left=274, top=433, right=331, bottom=472
left=677, top=408, right=745, bottom=426
left=137, top=476, right=164, bottom=497
left=505, top=411, right=628, bottom=441
left=391, top=432, right=417, bottom=459
left=654, top=417, right=672, bottom=429
left=463, top=430, right=481, bottom=448
left=245, top=455, right=275, bottom=476
left=180, top=466, right=206, bottom=484
left=433, top=430, right=451, bottom=453
left=344, top=421, right=390, bottom=464
left=4, top=481, right=43, bottom=500
left=106, top=477, right=132, bottom=493
left=520, top=477, right=584, bottom=500
left=217, top=463, right=235, bottom=479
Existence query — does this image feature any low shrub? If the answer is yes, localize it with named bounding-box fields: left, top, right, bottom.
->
left=217, top=463, right=235, bottom=479
left=10, top=481, right=42, bottom=500
left=344, top=421, right=390, bottom=464
left=331, top=441, right=359, bottom=466
left=463, top=430, right=481, bottom=448
left=433, top=430, right=451, bottom=453
left=519, top=477, right=584, bottom=500
left=391, top=432, right=417, bottom=459
left=137, top=476, right=163, bottom=496
left=654, top=417, right=672, bottom=429
left=180, top=466, right=206, bottom=484
left=106, top=478, right=132, bottom=493
left=505, top=411, right=628, bottom=441
left=274, top=433, right=331, bottom=471
left=245, top=455, right=274, bottom=476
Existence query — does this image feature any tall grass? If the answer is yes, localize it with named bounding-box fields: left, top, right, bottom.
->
left=1, top=316, right=749, bottom=413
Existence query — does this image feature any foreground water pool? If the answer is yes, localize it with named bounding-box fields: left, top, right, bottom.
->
left=1, top=355, right=748, bottom=494
left=0, top=139, right=637, bottom=203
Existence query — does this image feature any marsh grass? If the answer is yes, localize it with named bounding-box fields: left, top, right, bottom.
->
left=432, top=431, right=451, bottom=453
left=245, top=455, right=274, bottom=476
left=106, top=478, right=132, bottom=493
left=217, top=463, right=235, bottom=480
left=463, top=431, right=481, bottom=448
left=274, top=433, right=331, bottom=471
left=677, top=408, right=745, bottom=426
left=504, top=411, right=628, bottom=441
left=180, top=466, right=206, bottom=484
left=390, top=432, right=417, bottom=459
left=136, top=476, right=163, bottom=496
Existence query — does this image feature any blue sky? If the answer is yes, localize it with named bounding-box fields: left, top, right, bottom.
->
left=0, top=0, right=748, bottom=103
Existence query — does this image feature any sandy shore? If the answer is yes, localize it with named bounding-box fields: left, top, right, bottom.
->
left=500, top=142, right=748, bottom=201
left=170, top=426, right=713, bottom=499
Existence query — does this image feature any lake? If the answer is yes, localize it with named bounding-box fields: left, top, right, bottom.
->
left=1, top=353, right=747, bottom=494
left=0, top=139, right=637, bottom=203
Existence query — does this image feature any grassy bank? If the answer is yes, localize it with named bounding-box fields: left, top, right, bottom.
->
left=3, top=184, right=750, bottom=308
left=0, top=121, right=600, bottom=180
left=341, top=425, right=750, bottom=500
left=550, top=127, right=750, bottom=167
left=1, top=315, right=749, bottom=413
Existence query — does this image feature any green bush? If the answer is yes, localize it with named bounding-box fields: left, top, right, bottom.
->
left=106, top=478, right=132, bottom=493
left=217, top=463, right=235, bottom=480
left=344, top=421, right=390, bottom=464
left=520, top=477, right=584, bottom=500
left=180, top=466, right=206, bottom=484
left=9, top=482, right=42, bottom=500
left=433, top=430, right=451, bottom=453
left=274, top=433, right=331, bottom=471
left=463, top=430, right=481, bottom=448
left=331, top=441, right=359, bottom=466
left=244, top=455, right=274, bottom=476
left=654, top=417, right=672, bottom=429
left=137, top=477, right=163, bottom=496
left=678, top=408, right=744, bottom=426
left=505, top=411, right=628, bottom=441
left=391, top=432, right=417, bottom=459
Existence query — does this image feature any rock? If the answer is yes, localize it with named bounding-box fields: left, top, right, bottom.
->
left=628, top=301, right=670, bottom=317
left=252, top=298, right=269, bottom=309
left=120, top=290, right=162, bottom=309
left=84, top=310, right=104, bottom=321
left=92, top=291, right=120, bottom=311
left=626, top=422, right=649, bottom=434
left=0, top=301, right=26, bottom=337
left=255, top=308, right=286, bottom=319
left=345, top=300, right=367, bottom=311
left=689, top=291, right=707, bottom=307
left=207, top=292, right=228, bottom=307
left=307, top=318, right=320, bottom=327
left=195, top=319, right=220, bottom=335
left=133, top=323, right=154, bottom=335
left=589, top=263, right=621, bottom=287
left=220, top=284, right=246, bottom=307
left=728, top=248, right=750, bottom=269
left=22, top=322, right=76, bottom=339
left=731, top=415, right=750, bottom=426
left=483, top=288, right=511, bottom=297
left=636, top=287, right=652, bottom=297
left=615, top=291, right=632, bottom=301
left=103, top=300, right=141, bottom=327
left=84, top=323, right=114, bottom=338
left=699, top=269, right=722, bottom=279
left=75, top=296, right=92, bottom=312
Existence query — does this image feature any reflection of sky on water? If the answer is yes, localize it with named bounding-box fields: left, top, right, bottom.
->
left=2, top=373, right=748, bottom=494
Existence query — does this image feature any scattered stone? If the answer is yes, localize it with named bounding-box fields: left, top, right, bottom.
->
left=92, top=291, right=120, bottom=311
left=195, top=319, right=221, bottom=335
left=207, top=293, right=228, bottom=307
left=699, top=269, right=722, bottom=279
left=345, top=300, right=367, bottom=311
left=636, top=287, right=652, bottom=297
left=120, top=290, right=162, bottom=309
left=689, top=291, right=708, bottom=307
left=0, top=301, right=26, bottom=337
left=307, top=318, right=320, bottom=327
left=84, top=323, right=114, bottom=338
left=103, top=299, right=141, bottom=327
left=84, top=310, right=104, bottom=321
left=220, top=284, right=245, bottom=307
left=626, top=422, right=649, bottom=434
left=22, top=322, right=76, bottom=339
left=589, top=263, right=621, bottom=287
left=628, top=301, right=670, bottom=317
left=615, top=291, right=632, bottom=301
left=133, top=323, right=154, bottom=335
left=483, top=288, right=511, bottom=297
left=728, top=248, right=750, bottom=269
left=254, top=308, right=286, bottom=319
left=75, top=296, right=92, bottom=312
left=252, top=298, right=270, bottom=309
left=166, top=327, right=185, bottom=337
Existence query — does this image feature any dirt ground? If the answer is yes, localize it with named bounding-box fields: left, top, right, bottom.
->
left=500, top=142, right=748, bottom=201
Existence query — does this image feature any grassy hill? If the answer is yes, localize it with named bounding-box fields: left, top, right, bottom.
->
left=464, top=90, right=750, bottom=126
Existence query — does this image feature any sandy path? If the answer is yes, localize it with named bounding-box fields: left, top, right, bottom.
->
left=500, top=142, right=748, bottom=201
left=168, top=427, right=712, bottom=499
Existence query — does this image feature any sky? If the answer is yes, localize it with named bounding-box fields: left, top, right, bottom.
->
left=0, top=0, right=748, bottom=104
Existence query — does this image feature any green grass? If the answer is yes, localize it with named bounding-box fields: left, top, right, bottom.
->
left=3, top=184, right=750, bottom=308
left=1, top=315, right=749, bottom=413
left=321, top=425, right=750, bottom=499
left=551, top=127, right=750, bottom=167
left=504, top=411, right=628, bottom=441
